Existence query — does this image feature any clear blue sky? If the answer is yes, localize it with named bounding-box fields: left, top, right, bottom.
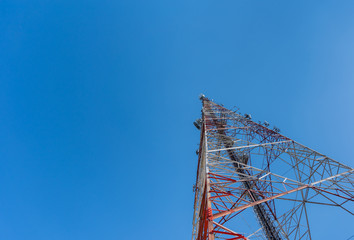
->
left=1, top=1, right=354, bottom=239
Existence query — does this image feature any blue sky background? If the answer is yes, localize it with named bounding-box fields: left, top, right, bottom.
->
left=1, top=0, right=354, bottom=239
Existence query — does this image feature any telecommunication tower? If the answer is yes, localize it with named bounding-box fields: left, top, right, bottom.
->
left=192, top=96, right=353, bottom=240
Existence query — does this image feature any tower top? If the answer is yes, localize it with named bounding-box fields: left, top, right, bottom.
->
left=199, top=93, right=205, bottom=101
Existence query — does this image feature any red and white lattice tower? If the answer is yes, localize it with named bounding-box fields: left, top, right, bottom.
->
left=192, top=96, right=354, bottom=240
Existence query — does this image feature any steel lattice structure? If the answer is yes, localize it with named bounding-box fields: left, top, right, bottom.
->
left=192, top=96, right=354, bottom=240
